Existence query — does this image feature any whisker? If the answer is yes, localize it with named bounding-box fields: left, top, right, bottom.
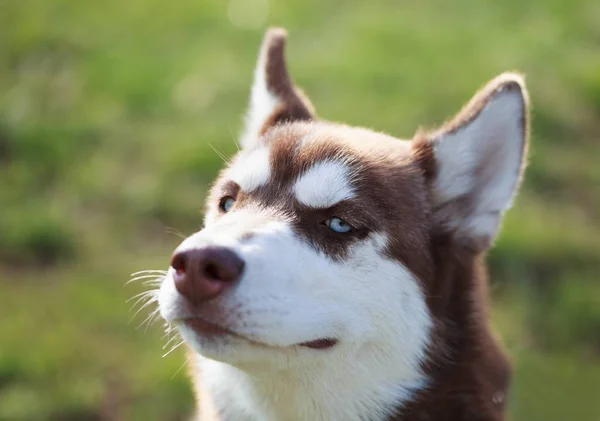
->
left=171, top=356, right=191, bottom=380
left=127, top=292, right=159, bottom=316
left=163, top=332, right=181, bottom=350
left=129, top=297, right=157, bottom=315
left=228, top=128, right=241, bottom=152
left=141, top=279, right=164, bottom=287
left=130, top=270, right=168, bottom=277
left=208, top=143, right=229, bottom=163
left=139, top=308, right=161, bottom=331
left=163, top=340, right=185, bottom=358
left=131, top=297, right=159, bottom=323
left=126, top=289, right=159, bottom=304
left=162, top=325, right=176, bottom=339
left=165, top=227, right=187, bottom=239
left=125, top=274, right=165, bottom=286
left=161, top=325, right=177, bottom=349
left=163, top=327, right=177, bottom=341
left=128, top=274, right=165, bottom=282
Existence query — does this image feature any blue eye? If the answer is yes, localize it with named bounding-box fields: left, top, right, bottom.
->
left=220, top=196, right=236, bottom=212
left=325, top=217, right=353, bottom=233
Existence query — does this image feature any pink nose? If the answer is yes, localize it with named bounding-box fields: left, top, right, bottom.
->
left=170, top=246, right=245, bottom=305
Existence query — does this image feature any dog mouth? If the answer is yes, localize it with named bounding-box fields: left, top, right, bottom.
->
left=180, top=317, right=338, bottom=350
left=297, top=338, right=338, bottom=349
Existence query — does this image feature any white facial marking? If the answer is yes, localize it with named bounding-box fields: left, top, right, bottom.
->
left=159, top=199, right=432, bottom=421
left=229, top=147, right=271, bottom=192
left=294, top=160, right=356, bottom=208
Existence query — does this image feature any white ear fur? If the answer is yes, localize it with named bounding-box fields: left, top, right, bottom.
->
left=241, top=31, right=281, bottom=149
left=240, top=28, right=315, bottom=149
left=429, top=73, right=529, bottom=250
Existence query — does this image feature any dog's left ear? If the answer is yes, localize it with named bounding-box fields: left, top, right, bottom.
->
left=240, top=28, right=316, bottom=149
left=413, top=73, right=530, bottom=252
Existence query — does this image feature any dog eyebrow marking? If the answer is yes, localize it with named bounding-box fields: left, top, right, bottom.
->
left=229, top=147, right=271, bottom=191
left=294, top=160, right=356, bottom=208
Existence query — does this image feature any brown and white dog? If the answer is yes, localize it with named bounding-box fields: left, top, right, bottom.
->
left=155, top=28, right=529, bottom=421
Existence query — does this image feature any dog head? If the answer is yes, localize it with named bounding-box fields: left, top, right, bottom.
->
left=158, top=28, right=528, bottom=385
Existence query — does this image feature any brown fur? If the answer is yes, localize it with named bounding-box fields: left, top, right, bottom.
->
left=395, top=243, right=511, bottom=421
left=258, top=29, right=315, bottom=135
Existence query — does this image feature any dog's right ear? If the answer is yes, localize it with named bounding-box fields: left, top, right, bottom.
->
left=240, top=28, right=316, bottom=149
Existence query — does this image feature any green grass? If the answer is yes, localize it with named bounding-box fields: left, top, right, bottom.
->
left=1, top=0, right=600, bottom=419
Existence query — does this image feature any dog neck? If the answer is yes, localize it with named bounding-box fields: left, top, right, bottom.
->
left=391, top=242, right=511, bottom=421
left=190, top=350, right=427, bottom=421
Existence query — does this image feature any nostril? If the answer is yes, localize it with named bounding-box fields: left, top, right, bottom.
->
left=204, top=263, right=220, bottom=280
left=200, top=249, right=245, bottom=283
left=171, top=252, right=187, bottom=275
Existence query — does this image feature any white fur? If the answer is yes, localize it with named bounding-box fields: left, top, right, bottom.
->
left=294, top=160, right=356, bottom=208
left=159, top=207, right=432, bottom=421
left=229, top=147, right=271, bottom=192
left=240, top=48, right=279, bottom=149
left=433, top=86, right=525, bottom=243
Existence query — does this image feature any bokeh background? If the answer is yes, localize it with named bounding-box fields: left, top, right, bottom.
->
left=1, top=0, right=600, bottom=420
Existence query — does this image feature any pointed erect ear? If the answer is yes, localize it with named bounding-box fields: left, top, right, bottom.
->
left=240, top=28, right=316, bottom=149
left=413, top=73, right=530, bottom=251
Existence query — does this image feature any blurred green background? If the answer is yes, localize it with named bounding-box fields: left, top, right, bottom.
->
left=1, top=0, right=600, bottom=420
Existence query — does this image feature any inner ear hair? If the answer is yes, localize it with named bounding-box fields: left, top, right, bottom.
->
left=430, top=73, right=529, bottom=142
left=412, top=72, right=530, bottom=252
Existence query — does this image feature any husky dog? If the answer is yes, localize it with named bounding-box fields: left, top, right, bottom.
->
left=155, top=28, right=529, bottom=421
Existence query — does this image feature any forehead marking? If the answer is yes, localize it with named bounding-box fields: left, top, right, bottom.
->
left=229, top=147, right=271, bottom=192
left=293, top=160, right=356, bottom=208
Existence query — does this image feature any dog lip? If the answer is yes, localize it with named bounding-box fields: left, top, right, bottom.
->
left=298, top=338, right=338, bottom=349
left=182, top=317, right=238, bottom=339
left=179, top=317, right=338, bottom=350
left=180, top=317, right=275, bottom=348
